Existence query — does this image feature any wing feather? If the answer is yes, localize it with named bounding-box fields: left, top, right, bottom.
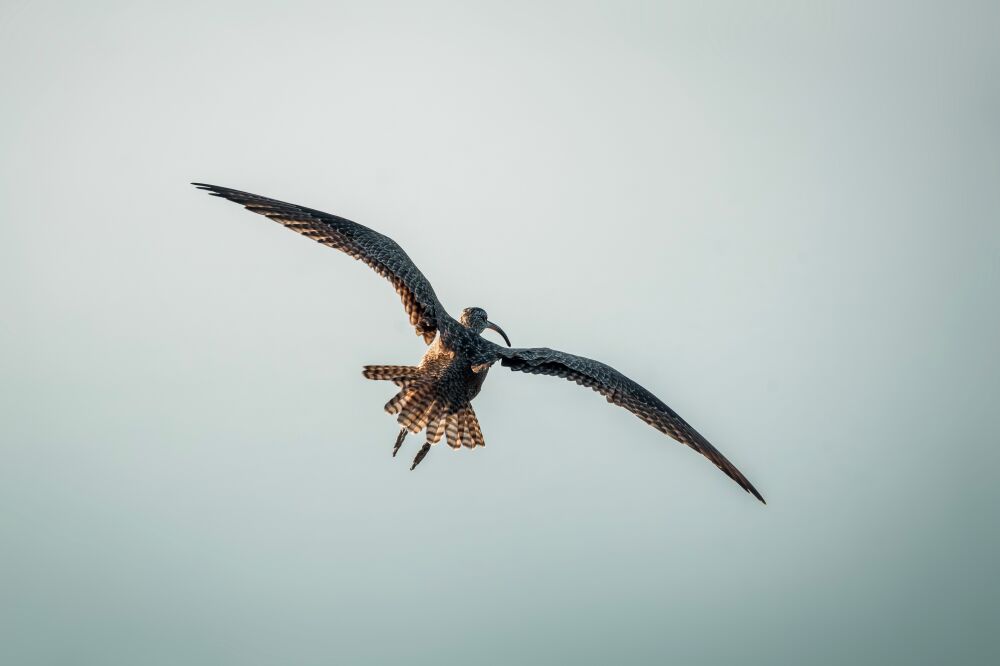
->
left=496, top=346, right=765, bottom=503
left=193, top=183, right=456, bottom=343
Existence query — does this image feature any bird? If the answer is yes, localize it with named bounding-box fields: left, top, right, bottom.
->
left=193, top=183, right=765, bottom=503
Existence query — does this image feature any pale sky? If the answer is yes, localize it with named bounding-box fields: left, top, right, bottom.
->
left=2, top=1, right=998, bottom=664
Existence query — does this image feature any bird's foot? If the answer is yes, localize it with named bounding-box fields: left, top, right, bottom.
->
left=392, top=428, right=407, bottom=457
left=410, top=443, right=430, bottom=470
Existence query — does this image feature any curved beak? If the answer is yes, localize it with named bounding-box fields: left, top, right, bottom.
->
left=485, top=320, right=512, bottom=347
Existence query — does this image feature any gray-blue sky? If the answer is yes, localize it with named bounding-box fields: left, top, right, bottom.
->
left=1, top=1, right=998, bottom=664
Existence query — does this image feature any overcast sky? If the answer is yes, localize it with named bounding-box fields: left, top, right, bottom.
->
left=2, top=1, right=998, bottom=664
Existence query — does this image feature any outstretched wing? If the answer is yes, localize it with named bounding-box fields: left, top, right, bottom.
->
left=193, top=183, right=456, bottom=343
left=493, top=345, right=765, bottom=503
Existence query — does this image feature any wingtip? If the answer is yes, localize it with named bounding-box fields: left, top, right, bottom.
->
left=191, top=183, right=234, bottom=199
left=747, top=486, right=766, bottom=504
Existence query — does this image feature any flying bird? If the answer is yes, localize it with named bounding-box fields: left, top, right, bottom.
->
left=193, top=183, right=765, bottom=503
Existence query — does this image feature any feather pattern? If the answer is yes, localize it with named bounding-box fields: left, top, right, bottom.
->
left=491, top=345, right=765, bottom=503
left=426, top=410, right=447, bottom=444
left=193, top=183, right=459, bottom=344
left=363, top=365, right=421, bottom=382
left=445, top=413, right=461, bottom=449
left=458, top=407, right=476, bottom=449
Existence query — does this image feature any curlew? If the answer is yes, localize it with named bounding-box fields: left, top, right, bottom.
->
left=193, top=184, right=765, bottom=503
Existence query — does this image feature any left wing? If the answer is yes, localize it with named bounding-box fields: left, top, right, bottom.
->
left=493, top=345, right=765, bottom=503
left=193, top=183, right=457, bottom=343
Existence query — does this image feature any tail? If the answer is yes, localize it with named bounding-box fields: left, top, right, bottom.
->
left=382, top=385, right=485, bottom=449
left=362, top=365, right=422, bottom=386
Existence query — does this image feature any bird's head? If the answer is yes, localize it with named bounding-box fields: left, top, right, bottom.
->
left=460, top=307, right=511, bottom=346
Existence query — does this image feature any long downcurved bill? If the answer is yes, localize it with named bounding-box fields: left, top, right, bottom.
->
left=486, top=321, right=512, bottom=347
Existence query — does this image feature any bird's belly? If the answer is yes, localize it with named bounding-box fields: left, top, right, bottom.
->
left=417, top=340, right=488, bottom=401
left=467, top=366, right=489, bottom=398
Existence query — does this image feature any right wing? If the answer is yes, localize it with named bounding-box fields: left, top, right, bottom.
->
left=494, top=345, right=765, bottom=503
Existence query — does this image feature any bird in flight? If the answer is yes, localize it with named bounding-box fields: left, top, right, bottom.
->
left=193, top=183, right=765, bottom=503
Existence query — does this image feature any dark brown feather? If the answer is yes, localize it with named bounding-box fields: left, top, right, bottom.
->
left=194, top=183, right=458, bottom=343
left=495, top=346, right=765, bottom=503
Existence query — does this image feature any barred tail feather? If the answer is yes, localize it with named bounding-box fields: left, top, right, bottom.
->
left=363, top=365, right=422, bottom=385
left=445, top=412, right=461, bottom=449
left=384, top=387, right=415, bottom=415
left=383, top=388, right=486, bottom=449
left=401, top=395, right=438, bottom=433
left=415, top=400, right=439, bottom=431
left=460, top=408, right=475, bottom=449
left=398, top=388, right=435, bottom=433
left=468, top=410, right=485, bottom=448
left=437, top=403, right=485, bottom=449
left=426, top=409, right=448, bottom=444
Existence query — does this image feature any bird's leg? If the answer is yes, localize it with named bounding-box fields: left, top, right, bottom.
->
left=410, top=442, right=431, bottom=470
left=392, top=428, right=408, bottom=457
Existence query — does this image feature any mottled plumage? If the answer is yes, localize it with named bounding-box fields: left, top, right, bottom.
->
left=194, top=183, right=765, bottom=503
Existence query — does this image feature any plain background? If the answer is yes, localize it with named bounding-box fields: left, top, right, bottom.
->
left=2, top=1, right=998, bottom=664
